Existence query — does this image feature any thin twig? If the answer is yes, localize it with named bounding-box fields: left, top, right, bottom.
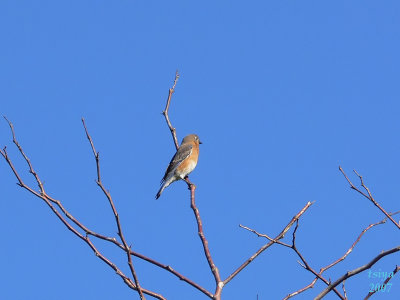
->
left=162, top=70, right=180, bottom=150
left=321, top=220, right=387, bottom=272
left=81, top=118, right=145, bottom=300
left=3, top=116, right=45, bottom=193
left=339, top=166, right=400, bottom=230
left=283, top=278, right=319, bottom=299
left=342, top=280, right=347, bottom=299
left=239, top=225, right=291, bottom=248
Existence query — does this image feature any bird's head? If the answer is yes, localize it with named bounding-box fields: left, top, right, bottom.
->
left=182, top=134, right=202, bottom=145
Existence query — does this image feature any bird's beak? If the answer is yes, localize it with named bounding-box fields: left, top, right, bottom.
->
left=199, top=140, right=203, bottom=144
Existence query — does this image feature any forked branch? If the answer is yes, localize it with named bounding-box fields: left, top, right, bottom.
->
left=283, top=216, right=392, bottom=299
left=226, top=201, right=314, bottom=286
left=339, top=166, right=400, bottom=230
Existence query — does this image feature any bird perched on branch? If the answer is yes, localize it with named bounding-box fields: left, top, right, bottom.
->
left=156, top=134, right=202, bottom=199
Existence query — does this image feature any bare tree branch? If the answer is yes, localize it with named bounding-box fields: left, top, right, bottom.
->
left=285, top=214, right=394, bottom=299
left=241, top=216, right=344, bottom=299
left=239, top=225, right=292, bottom=248
left=187, top=179, right=223, bottom=299
left=224, top=201, right=314, bottom=286
left=342, top=281, right=347, bottom=300
left=289, top=220, right=345, bottom=299
left=315, top=245, right=400, bottom=300
left=130, top=250, right=214, bottom=298
left=339, top=166, right=400, bottom=230
left=162, top=70, right=180, bottom=150
left=81, top=118, right=145, bottom=300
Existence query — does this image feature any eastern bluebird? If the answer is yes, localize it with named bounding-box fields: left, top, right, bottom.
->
left=156, top=134, right=202, bottom=199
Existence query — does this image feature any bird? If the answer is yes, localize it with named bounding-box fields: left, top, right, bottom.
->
left=156, top=134, right=202, bottom=199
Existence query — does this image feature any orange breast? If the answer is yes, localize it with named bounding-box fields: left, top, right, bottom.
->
left=176, top=143, right=199, bottom=177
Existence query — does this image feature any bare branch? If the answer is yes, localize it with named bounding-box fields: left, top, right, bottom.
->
left=321, top=220, right=387, bottom=272
left=339, top=166, right=400, bottom=230
left=242, top=218, right=341, bottom=300
left=285, top=216, right=392, bottom=299
left=289, top=220, right=345, bottom=299
left=3, top=115, right=45, bottom=193
left=224, top=201, right=314, bottom=286
left=162, top=70, right=180, bottom=150
left=239, top=224, right=291, bottom=248
left=81, top=118, right=145, bottom=300
left=256, top=219, right=345, bottom=300
left=241, top=208, right=395, bottom=299
left=315, top=245, right=400, bottom=300
left=187, top=180, right=223, bottom=298
left=342, top=280, right=347, bottom=299
left=283, top=278, right=319, bottom=299
left=130, top=249, right=214, bottom=298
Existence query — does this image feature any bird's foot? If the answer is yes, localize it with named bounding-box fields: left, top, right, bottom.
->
left=184, top=176, right=195, bottom=189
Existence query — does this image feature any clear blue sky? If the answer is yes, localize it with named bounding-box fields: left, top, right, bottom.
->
left=1, top=1, right=399, bottom=299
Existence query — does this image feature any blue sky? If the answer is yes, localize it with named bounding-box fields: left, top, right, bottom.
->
left=1, top=1, right=399, bottom=299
